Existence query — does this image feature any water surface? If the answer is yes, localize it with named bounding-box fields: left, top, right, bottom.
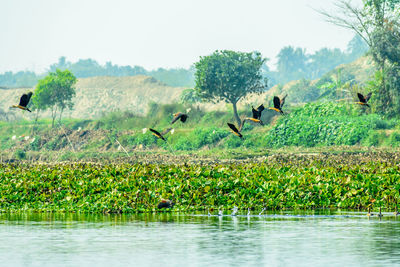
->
left=1, top=211, right=400, bottom=266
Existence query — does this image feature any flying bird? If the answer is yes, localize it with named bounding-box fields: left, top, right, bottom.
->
left=227, top=120, right=246, bottom=139
left=171, top=112, right=188, bottom=124
left=268, top=95, right=287, bottom=114
left=149, top=128, right=173, bottom=141
left=251, top=104, right=265, bottom=125
left=11, top=92, right=33, bottom=112
left=356, top=92, right=372, bottom=107
left=227, top=117, right=262, bottom=138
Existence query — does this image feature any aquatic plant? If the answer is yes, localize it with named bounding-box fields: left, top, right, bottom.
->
left=0, top=155, right=399, bottom=213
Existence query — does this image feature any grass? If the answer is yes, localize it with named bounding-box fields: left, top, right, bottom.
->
left=0, top=101, right=399, bottom=160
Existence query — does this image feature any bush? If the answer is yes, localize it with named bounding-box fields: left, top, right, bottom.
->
left=389, top=132, right=400, bottom=147
left=264, top=102, right=376, bottom=148
left=14, top=149, right=26, bottom=160
left=224, top=135, right=243, bottom=149
left=28, top=136, right=41, bottom=151
left=363, top=131, right=386, bottom=146
left=172, top=127, right=228, bottom=150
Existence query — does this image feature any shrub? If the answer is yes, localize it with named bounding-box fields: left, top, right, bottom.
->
left=389, top=132, right=400, bottom=147
left=14, top=149, right=26, bottom=160
left=264, top=102, right=375, bottom=148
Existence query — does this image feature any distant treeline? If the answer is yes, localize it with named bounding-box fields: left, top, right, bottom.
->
left=0, top=35, right=367, bottom=89
left=266, top=35, right=368, bottom=85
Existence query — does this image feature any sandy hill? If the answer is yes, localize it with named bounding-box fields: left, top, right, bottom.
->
left=0, top=56, right=376, bottom=120
left=0, top=75, right=184, bottom=119
left=240, top=56, right=376, bottom=107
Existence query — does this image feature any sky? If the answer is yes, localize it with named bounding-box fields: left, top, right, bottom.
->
left=0, top=0, right=362, bottom=73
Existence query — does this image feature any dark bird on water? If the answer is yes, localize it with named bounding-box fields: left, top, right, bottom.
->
left=171, top=112, right=188, bottom=124
left=149, top=128, right=173, bottom=141
left=11, top=92, right=33, bottom=112
left=268, top=95, right=287, bottom=114
left=157, top=199, right=174, bottom=209
left=356, top=92, right=372, bottom=107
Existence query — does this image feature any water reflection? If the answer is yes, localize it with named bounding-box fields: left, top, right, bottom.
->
left=1, top=211, right=400, bottom=266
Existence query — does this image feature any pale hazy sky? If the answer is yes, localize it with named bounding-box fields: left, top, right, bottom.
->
left=0, top=0, right=362, bottom=73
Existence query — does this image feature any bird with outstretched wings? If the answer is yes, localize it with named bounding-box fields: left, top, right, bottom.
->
left=171, top=112, right=188, bottom=124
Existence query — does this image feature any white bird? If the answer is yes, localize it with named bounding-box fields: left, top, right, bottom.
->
left=247, top=208, right=251, bottom=216
left=231, top=206, right=238, bottom=216
left=208, top=209, right=211, bottom=216
left=218, top=209, right=223, bottom=216
left=258, top=208, right=266, bottom=216
left=142, top=128, right=147, bottom=134
left=171, top=128, right=175, bottom=135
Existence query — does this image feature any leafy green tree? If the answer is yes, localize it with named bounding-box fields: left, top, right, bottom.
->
left=194, top=50, right=267, bottom=126
left=346, top=35, right=369, bottom=59
left=32, top=69, right=77, bottom=127
left=320, top=0, right=400, bottom=116
left=180, top=88, right=201, bottom=104
left=276, top=46, right=308, bottom=83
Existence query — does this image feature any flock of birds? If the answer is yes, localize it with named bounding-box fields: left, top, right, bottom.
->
left=8, top=90, right=390, bottom=216
left=149, top=92, right=372, bottom=141
left=10, top=91, right=373, bottom=141
left=158, top=201, right=398, bottom=218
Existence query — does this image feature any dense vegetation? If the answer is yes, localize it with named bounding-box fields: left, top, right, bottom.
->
left=194, top=50, right=267, bottom=126
left=0, top=101, right=399, bottom=158
left=0, top=155, right=399, bottom=213
left=322, top=0, right=400, bottom=117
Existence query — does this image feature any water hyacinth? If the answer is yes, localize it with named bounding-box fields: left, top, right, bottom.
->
left=0, top=155, right=399, bottom=213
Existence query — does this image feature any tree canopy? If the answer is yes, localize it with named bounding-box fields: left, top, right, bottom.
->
left=32, top=69, right=77, bottom=127
left=320, top=0, right=400, bottom=116
left=194, top=50, right=267, bottom=126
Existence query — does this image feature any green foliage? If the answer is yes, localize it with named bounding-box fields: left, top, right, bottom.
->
left=264, top=102, right=386, bottom=147
left=172, top=127, right=228, bottom=150
left=388, top=132, right=400, bottom=147
left=32, top=69, right=77, bottom=126
left=14, top=149, right=26, bottom=160
left=28, top=136, right=41, bottom=151
left=180, top=88, right=201, bottom=104
left=195, top=50, right=267, bottom=104
left=363, top=131, right=386, bottom=146
left=195, top=50, right=267, bottom=125
left=0, top=160, right=399, bottom=213
left=49, top=57, right=194, bottom=87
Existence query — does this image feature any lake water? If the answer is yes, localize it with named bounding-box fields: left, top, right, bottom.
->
left=1, top=211, right=400, bottom=267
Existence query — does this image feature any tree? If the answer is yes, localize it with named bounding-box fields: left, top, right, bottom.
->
left=32, top=69, right=77, bottom=127
left=276, top=46, right=308, bottom=83
left=319, top=0, right=400, bottom=116
left=346, top=34, right=369, bottom=59
left=180, top=88, right=201, bottom=104
left=194, top=50, right=267, bottom=126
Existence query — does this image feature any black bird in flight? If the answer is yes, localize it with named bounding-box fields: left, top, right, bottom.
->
left=268, top=94, right=287, bottom=114
left=251, top=104, right=265, bottom=125
left=149, top=128, right=173, bottom=141
left=171, top=112, right=188, bottom=124
left=227, top=118, right=249, bottom=139
left=11, top=92, right=33, bottom=112
left=356, top=92, right=372, bottom=107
